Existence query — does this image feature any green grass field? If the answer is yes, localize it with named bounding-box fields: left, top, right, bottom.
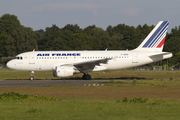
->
left=0, top=98, right=180, bottom=120
left=1, top=69, right=180, bottom=119
left=1, top=69, right=180, bottom=80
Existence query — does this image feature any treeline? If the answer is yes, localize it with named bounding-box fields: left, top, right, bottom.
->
left=0, top=14, right=180, bottom=66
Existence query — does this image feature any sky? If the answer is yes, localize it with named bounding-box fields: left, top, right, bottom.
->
left=1, top=0, right=180, bottom=31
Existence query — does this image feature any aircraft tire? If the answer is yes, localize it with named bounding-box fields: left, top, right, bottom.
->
left=86, top=75, right=91, bottom=80
left=82, top=75, right=91, bottom=80
left=30, top=76, right=34, bottom=80
left=85, top=75, right=91, bottom=80
left=82, top=75, right=86, bottom=80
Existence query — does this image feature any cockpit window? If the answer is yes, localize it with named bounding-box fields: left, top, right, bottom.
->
left=14, top=56, right=23, bottom=60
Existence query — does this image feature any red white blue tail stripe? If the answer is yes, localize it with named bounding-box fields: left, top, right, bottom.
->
left=142, top=21, right=169, bottom=48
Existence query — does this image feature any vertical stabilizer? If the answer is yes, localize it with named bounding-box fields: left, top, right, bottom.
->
left=135, top=21, right=169, bottom=52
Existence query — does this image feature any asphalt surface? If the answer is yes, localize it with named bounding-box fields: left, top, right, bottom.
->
left=0, top=80, right=109, bottom=87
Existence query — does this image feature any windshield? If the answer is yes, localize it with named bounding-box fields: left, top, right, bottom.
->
left=13, top=56, right=23, bottom=60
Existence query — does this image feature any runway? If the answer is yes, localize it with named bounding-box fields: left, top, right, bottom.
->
left=0, top=80, right=109, bottom=87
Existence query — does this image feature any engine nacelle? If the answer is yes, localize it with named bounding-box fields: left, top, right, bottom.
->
left=53, top=66, right=74, bottom=77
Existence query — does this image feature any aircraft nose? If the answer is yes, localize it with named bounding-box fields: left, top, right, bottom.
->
left=6, top=61, right=14, bottom=69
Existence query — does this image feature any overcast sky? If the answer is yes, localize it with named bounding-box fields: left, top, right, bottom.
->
left=1, top=0, right=180, bottom=31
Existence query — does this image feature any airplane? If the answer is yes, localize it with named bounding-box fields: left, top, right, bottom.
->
left=7, top=21, right=172, bottom=80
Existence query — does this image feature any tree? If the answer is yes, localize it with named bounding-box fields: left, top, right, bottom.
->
left=63, top=24, right=82, bottom=33
left=0, top=14, right=21, bottom=35
left=5, top=36, right=16, bottom=57
left=0, top=33, right=8, bottom=57
left=176, top=51, right=180, bottom=64
left=5, top=26, right=38, bottom=57
left=38, top=24, right=61, bottom=50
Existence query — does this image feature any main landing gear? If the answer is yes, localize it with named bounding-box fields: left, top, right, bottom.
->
left=82, top=74, right=91, bottom=80
left=30, top=71, right=34, bottom=80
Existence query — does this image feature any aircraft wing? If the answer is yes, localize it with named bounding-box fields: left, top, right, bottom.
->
left=73, top=58, right=112, bottom=73
left=74, top=58, right=111, bottom=66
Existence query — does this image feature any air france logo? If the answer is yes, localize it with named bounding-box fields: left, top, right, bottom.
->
left=37, top=53, right=81, bottom=56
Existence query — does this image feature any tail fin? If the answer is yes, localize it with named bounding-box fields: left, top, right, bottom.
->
left=135, top=21, right=169, bottom=52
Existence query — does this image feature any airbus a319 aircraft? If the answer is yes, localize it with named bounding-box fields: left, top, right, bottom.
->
left=7, top=21, right=172, bottom=80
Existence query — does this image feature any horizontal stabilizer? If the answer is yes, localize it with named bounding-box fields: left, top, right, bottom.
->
left=149, top=52, right=172, bottom=57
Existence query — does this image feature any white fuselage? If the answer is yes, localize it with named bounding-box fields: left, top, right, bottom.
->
left=6, top=21, right=173, bottom=80
left=7, top=50, right=172, bottom=72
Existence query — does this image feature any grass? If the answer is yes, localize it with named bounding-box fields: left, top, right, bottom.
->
left=1, top=69, right=180, bottom=80
left=1, top=80, right=180, bottom=99
left=0, top=97, right=180, bottom=120
left=1, top=69, right=180, bottom=119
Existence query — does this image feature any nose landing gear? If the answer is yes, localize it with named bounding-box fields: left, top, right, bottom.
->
left=30, top=71, right=34, bottom=80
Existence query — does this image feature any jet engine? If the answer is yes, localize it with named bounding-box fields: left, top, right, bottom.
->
left=53, top=66, right=74, bottom=77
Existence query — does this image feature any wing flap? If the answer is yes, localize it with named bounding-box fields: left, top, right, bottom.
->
left=73, top=58, right=112, bottom=73
left=74, top=58, right=111, bottom=66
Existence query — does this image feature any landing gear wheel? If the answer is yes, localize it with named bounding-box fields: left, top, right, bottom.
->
left=82, top=74, right=91, bottom=80
left=30, top=71, right=34, bottom=80
left=85, top=75, right=91, bottom=80
left=82, top=75, right=86, bottom=80
left=30, top=76, right=34, bottom=80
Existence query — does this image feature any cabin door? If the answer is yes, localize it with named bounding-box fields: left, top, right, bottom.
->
left=132, top=52, right=138, bottom=63
left=29, top=53, right=35, bottom=64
